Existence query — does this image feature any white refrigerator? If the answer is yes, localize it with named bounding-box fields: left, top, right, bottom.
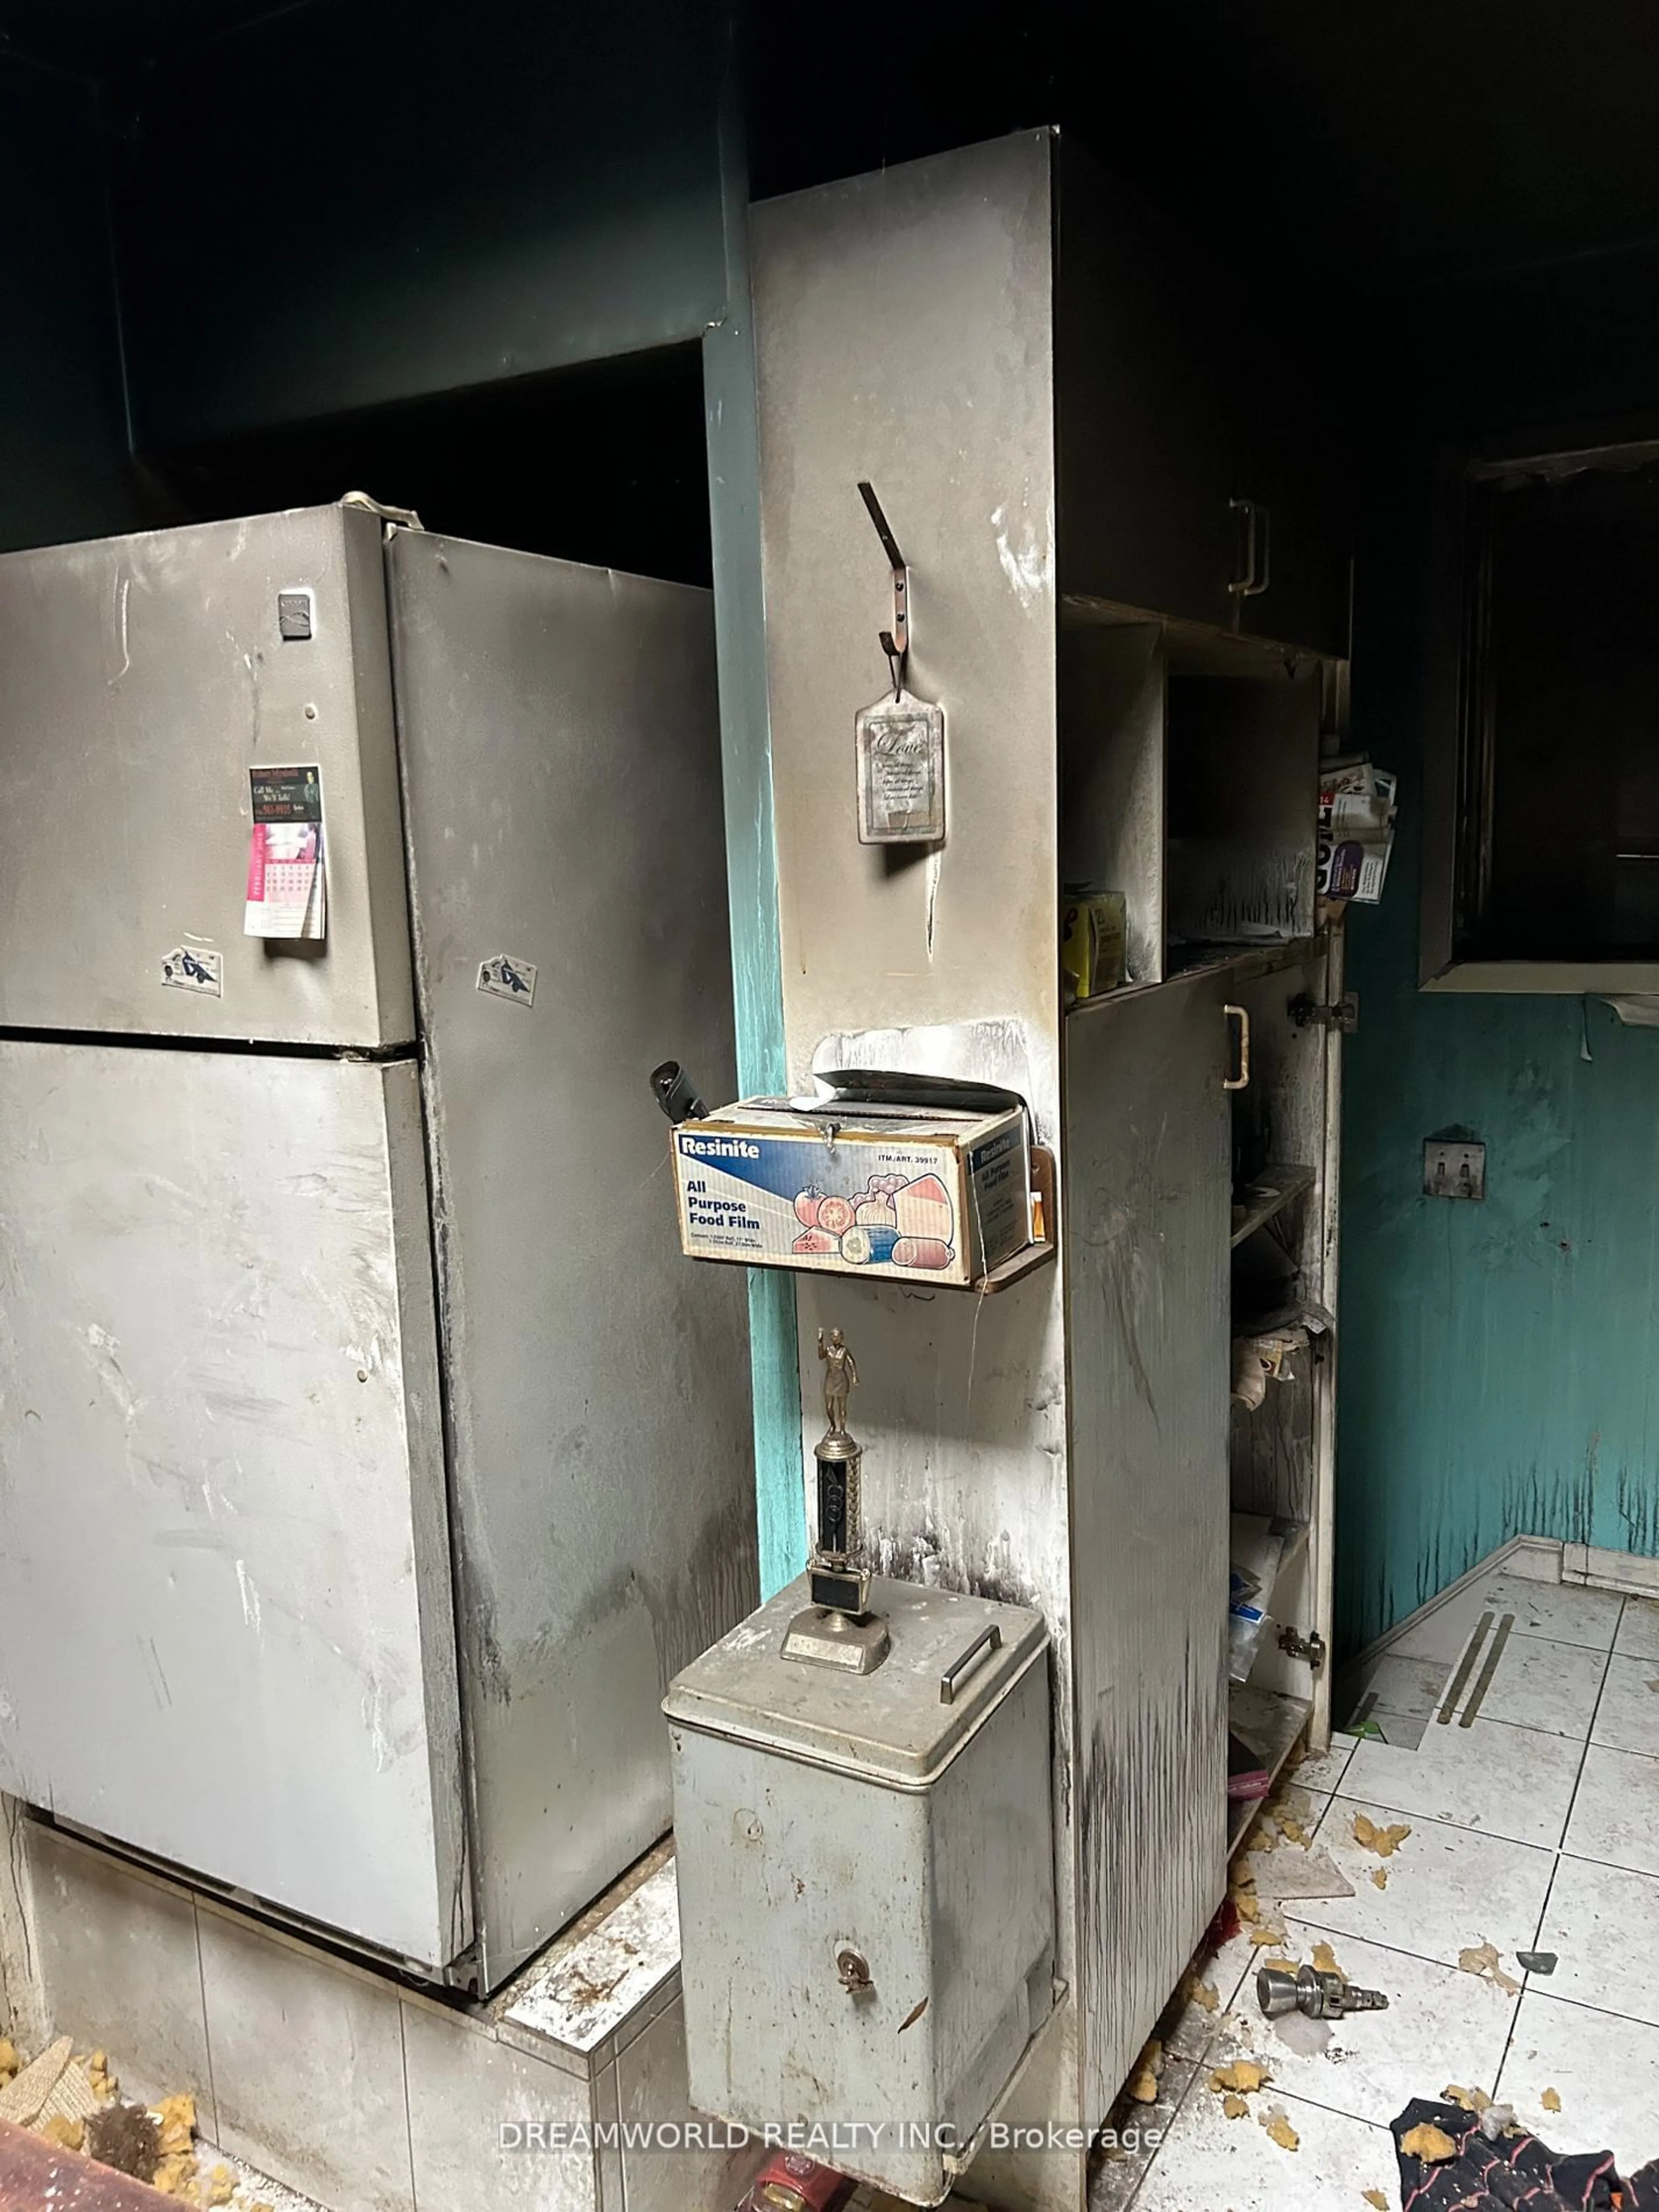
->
left=0, top=501, right=754, bottom=1990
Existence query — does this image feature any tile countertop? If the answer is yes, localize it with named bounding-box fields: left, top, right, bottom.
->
left=498, top=1857, right=682, bottom=2057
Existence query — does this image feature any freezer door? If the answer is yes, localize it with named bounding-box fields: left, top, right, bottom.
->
left=0, top=504, right=413, bottom=1047
left=0, top=1042, right=467, bottom=1970
left=388, top=531, right=756, bottom=1988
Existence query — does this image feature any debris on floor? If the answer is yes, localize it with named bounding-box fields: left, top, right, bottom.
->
left=1251, top=1847, right=1354, bottom=1903
left=0, top=2036, right=76, bottom=2125
left=1126, top=2037, right=1163, bottom=2103
left=1259, top=2106, right=1300, bottom=2152
left=86, top=2105, right=160, bottom=2180
left=1352, top=1812, right=1412, bottom=1856
left=1253, top=1784, right=1320, bottom=1843
left=1441, top=2084, right=1489, bottom=2112
left=1456, top=1940, right=1522, bottom=1995
left=1437, top=2087, right=1525, bottom=2139
left=1229, top=1837, right=1294, bottom=1951
left=1208, top=2059, right=1271, bottom=2096
left=1400, top=2120, right=1460, bottom=2164
left=1112, top=1585, right=1659, bottom=2203
left=0, top=2037, right=271, bottom=2211
left=1392, top=2097, right=1659, bottom=2209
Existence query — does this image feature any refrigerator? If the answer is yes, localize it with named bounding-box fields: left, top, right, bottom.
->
left=0, top=500, right=756, bottom=1991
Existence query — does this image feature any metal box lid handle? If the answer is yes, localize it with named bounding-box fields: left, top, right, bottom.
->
left=940, top=1623, right=1001, bottom=1704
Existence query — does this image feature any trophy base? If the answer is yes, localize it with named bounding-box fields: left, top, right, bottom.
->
left=780, top=1604, right=891, bottom=1675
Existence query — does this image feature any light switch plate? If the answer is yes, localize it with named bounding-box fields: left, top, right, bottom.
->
left=1424, top=1138, right=1485, bottom=1200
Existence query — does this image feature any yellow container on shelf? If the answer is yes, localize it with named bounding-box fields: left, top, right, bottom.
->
left=1061, top=888, right=1128, bottom=1001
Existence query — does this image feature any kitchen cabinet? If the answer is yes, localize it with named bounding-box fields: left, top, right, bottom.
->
left=747, top=127, right=1348, bottom=2210
left=1057, top=141, right=1351, bottom=658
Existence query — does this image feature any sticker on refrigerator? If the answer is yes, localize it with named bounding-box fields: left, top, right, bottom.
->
left=477, top=954, right=537, bottom=1006
left=160, top=945, right=222, bottom=996
left=245, top=764, right=326, bottom=941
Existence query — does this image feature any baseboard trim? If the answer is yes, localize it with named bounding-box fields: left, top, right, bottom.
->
left=1499, top=1534, right=1565, bottom=1584
left=1348, top=1535, right=1563, bottom=1675
left=1563, top=1542, right=1659, bottom=1598
left=1351, top=1533, right=1659, bottom=1679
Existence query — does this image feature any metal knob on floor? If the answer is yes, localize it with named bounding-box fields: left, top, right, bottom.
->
left=1257, top=1964, right=1389, bottom=2021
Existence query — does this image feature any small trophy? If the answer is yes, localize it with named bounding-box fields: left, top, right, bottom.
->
left=780, top=1328, right=890, bottom=1674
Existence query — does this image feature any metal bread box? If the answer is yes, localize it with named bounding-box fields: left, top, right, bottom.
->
left=665, top=1573, right=1055, bottom=2205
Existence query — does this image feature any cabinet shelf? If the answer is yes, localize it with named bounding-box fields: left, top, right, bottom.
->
left=1230, top=1163, right=1316, bottom=1248
left=1061, top=595, right=1341, bottom=666
left=1066, top=935, right=1327, bottom=1022
left=1227, top=1683, right=1313, bottom=1855
left=972, top=1237, right=1057, bottom=1294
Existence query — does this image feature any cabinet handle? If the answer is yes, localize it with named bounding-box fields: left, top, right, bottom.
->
left=1224, top=1004, right=1251, bottom=1090
left=1228, top=498, right=1272, bottom=598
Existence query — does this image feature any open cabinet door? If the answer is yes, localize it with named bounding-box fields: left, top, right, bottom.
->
left=1063, top=969, right=1232, bottom=2130
left=1224, top=938, right=1343, bottom=1756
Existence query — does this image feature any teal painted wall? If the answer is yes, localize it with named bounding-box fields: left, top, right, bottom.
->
left=113, top=0, right=728, bottom=445
left=1337, top=259, right=1659, bottom=1651
left=702, top=81, right=803, bottom=1599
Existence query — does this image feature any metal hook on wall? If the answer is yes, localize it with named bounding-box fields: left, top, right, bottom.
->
left=858, top=480, right=909, bottom=698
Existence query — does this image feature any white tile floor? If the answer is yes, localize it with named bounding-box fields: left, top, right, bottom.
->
left=1098, top=1579, right=1659, bottom=2207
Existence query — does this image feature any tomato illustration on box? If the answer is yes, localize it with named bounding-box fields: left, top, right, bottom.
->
left=791, top=1169, right=946, bottom=1268
left=671, top=1098, right=1030, bottom=1288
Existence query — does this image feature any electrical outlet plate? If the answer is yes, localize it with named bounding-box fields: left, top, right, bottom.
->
left=1424, top=1138, right=1486, bottom=1200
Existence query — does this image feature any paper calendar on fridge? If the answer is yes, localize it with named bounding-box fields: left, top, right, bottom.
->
left=245, top=764, right=326, bottom=940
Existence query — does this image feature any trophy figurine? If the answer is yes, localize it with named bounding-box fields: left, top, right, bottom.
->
left=780, top=1327, right=890, bottom=1674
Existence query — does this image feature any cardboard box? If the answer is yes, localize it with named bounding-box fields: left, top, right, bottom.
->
left=671, top=1098, right=1031, bottom=1288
